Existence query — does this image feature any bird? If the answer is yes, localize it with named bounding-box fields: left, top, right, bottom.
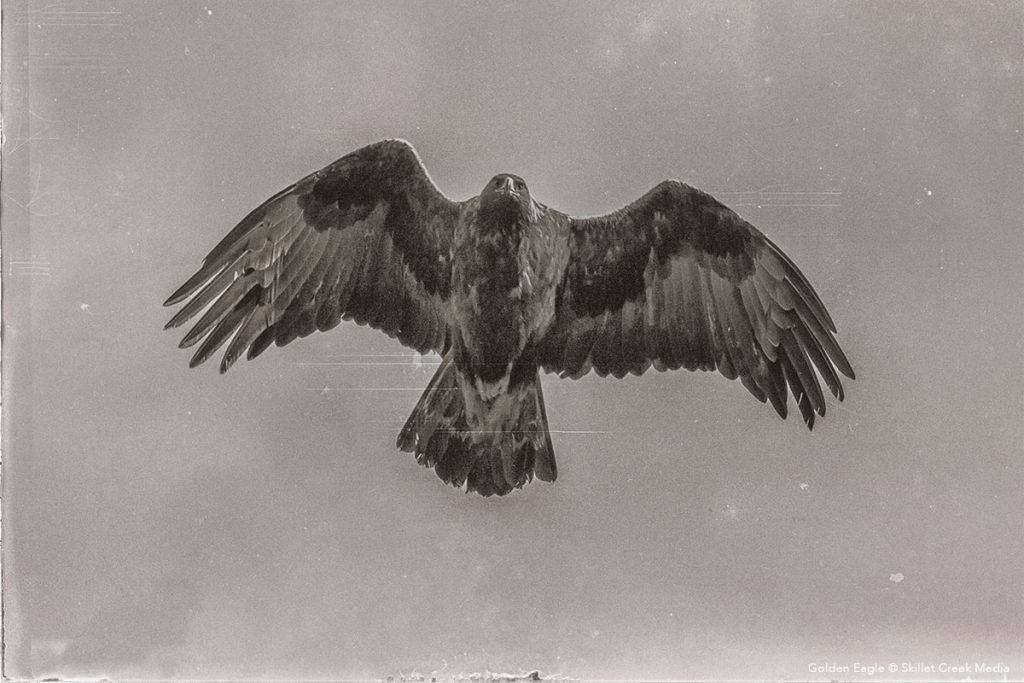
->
left=164, top=139, right=855, bottom=497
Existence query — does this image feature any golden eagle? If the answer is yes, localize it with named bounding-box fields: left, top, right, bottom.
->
left=165, top=140, right=854, bottom=496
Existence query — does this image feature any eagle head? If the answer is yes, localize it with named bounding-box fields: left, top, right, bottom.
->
left=479, top=174, right=534, bottom=228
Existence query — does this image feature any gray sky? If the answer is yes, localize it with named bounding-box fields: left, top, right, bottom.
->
left=3, top=1, right=1022, bottom=680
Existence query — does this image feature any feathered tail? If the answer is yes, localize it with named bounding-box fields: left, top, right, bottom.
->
left=396, top=356, right=556, bottom=496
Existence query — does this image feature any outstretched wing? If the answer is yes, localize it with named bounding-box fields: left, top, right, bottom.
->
left=164, top=139, right=458, bottom=372
left=535, top=180, right=854, bottom=428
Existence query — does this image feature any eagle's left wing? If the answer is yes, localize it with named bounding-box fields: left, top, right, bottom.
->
left=164, top=139, right=458, bottom=372
left=535, top=180, right=854, bottom=428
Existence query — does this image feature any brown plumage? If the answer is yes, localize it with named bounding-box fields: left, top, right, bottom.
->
left=165, top=139, right=855, bottom=496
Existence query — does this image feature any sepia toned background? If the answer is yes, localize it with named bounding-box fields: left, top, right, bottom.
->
left=3, top=1, right=1022, bottom=680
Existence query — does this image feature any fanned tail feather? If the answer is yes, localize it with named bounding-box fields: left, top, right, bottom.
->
left=397, top=356, right=556, bottom=496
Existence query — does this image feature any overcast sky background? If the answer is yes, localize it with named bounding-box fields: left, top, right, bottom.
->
left=2, top=1, right=1022, bottom=680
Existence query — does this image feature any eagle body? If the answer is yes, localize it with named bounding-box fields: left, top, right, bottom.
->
left=451, top=187, right=568, bottom=394
left=165, top=139, right=855, bottom=496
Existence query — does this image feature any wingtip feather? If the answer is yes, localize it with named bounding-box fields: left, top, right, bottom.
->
left=163, top=261, right=223, bottom=307
left=164, top=304, right=196, bottom=330
left=163, top=291, right=185, bottom=307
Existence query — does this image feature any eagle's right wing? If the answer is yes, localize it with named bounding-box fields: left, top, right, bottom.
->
left=164, top=139, right=459, bottom=372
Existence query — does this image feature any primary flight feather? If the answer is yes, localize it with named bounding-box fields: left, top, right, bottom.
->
left=165, top=139, right=854, bottom=496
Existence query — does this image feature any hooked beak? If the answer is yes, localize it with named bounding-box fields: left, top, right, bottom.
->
left=500, top=177, right=519, bottom=197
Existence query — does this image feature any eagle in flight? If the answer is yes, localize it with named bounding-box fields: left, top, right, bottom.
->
left=165, top=139, right=854, bottom=496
